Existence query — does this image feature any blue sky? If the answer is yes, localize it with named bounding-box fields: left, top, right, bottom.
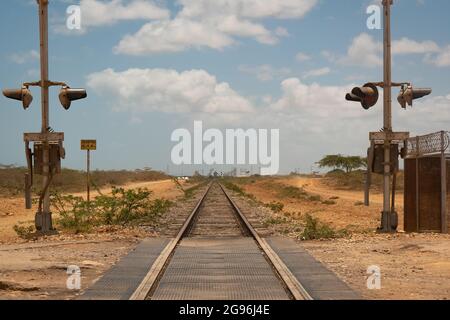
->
left=1, top=0, right=450, bottom=175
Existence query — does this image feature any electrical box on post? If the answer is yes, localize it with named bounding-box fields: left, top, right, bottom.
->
left=33, top=143, right=62, bottom=175
left=371, top=144, right=399, bottom=174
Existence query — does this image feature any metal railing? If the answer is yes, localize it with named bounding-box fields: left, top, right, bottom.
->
left=405, top=131, right=450, bottom=158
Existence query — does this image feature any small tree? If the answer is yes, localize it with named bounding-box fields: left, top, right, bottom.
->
left=317, top=155, right=366, bottom=173
left=342, top=156, right=367, bottom=173
left=317, top=155, right=345, bottom=171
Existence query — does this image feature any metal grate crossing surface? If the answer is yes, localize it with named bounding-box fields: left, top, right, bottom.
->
left=150, top=238, right=290, bottom=300
left=79, top=238, right=170, bottom=300
left=266, top=237, right=361, bottom=300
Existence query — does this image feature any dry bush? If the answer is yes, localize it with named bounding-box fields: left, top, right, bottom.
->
left=0, top=166, right=168, bottom=196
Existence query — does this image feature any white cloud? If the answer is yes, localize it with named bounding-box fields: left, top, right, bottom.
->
left=270, top=78, right=357, bottom=117
left=114, top=0, right=318, bottom=55
left=338, top=33, right=382, bottom=67
left=81, top=0, right=169, bottom=27
left=91, top=0, right=169, bottom=25
left=216, top=15, right=276, bottom=45
left=86, top=68, right=255, bottom=115
left=302, top=67, right=331, bottom=79
left=264, top=77, right=450, bottom=171
left=87, top=69, right=358, bottom=123
left=328, top=33, right=447, bottom=68
left=115, top=19, right=235, bottom=54
left=178, top=0, right=318, bottom=20
left=86, top=66, right=450, bottom=172
left=258, top=78, right=380, bottom=170
left=238, top=65, right=291, bottom=82
left=295, top=52, right=311, bottom=62
left=9, top=50, right=39, bottom=64
left=321, top=50, right=335, bottom=62
left=424, top=45, right=450, bottom=67
left=392, top=38, right=440, bottom=55
left=404, top=94, right=450, bottom=125
left=275, top=27, right=289, bottom=37
left=54, top=0, right=169, bottom=34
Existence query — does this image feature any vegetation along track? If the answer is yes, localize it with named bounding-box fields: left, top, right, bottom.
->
left=130, top=182, right=312, bottom=300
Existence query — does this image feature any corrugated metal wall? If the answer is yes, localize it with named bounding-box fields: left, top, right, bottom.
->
left=404, top=157, right=445, bottom=232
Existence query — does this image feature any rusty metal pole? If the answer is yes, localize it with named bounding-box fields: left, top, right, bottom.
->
left=380, top=0, right=395, bottom=232
left=87, top=150, right=91, bottom=204
left=440, top=131, right=448, bottom=233
left=36, top=0, right=53, bottom=232
left=365, top=141, right=374, bottom=206
left=415, top=136, right=420, bottom=231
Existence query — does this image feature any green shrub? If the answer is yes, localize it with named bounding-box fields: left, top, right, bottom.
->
left=300, top=214, right=338, bottom=240
left=13, top=224, right=35, bottom=239
left=322, top=199, right=337, bottom=205
left=277, top=185, right=308, bottom=199
left=270, top=184, right=322, bottom=203
left=263, top=215, right=288, bottom=226
left=52, top=187, right=172, bottom=232
left=265, top=201, right=284, bottom=213
left=307, top=195, right=322, bottom=202
left=222, top=180, right=245, bottom=196
left=184, top=180, right=209, bottom=198
left=222, top=180, right=258, bottom=202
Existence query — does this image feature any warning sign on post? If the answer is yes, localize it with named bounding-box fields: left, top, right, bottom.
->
left=81, top=140, right=97, bottom=150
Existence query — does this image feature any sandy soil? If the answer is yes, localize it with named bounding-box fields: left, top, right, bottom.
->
left=238, top=176, right=450, bottom=300
left=302, top=233, right=450, bottom=300
left=241, top=176, right=404, bottom=232
left=0, top=235, right=139, bottom=300
left=0, top=179, right=184, bottom=244
left=289, top=176, right=403, bottom=206
left=0, top=178, right=190, bottom=299
left=1, top=176, right=449, bottom=300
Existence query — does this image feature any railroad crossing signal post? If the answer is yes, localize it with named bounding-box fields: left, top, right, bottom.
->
left=81, top=140, right=97, bottom=204
left=2, top=0, right=87, bottom=233
left=38, top=0, right=52, bottom=232
left=345, top=0, right=432, bottom=233
left=382, top=0, right=394, bottom=232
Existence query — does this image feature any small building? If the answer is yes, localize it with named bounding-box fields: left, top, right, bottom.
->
left=403, top=131, right=450, bottom=233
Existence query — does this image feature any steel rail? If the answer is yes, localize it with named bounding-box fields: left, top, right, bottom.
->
left=218, top=183, right=313, bottom=301
left=129, top=182, right=212, bottom=300
left=130, top=181, right=313, bottom=300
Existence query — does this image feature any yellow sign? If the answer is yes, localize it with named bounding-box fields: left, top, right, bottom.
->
left=81, top=140, right=97, bottom=151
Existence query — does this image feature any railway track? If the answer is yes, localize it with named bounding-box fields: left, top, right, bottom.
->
left=130, top=182, right=312, bottom=300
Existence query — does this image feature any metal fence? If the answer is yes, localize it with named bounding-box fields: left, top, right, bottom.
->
left=405, top=131, right=450, bottom=158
